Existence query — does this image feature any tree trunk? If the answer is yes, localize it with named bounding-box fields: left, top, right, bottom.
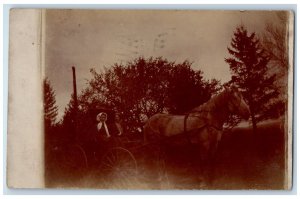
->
left=248, top=99, right=257, bottom=133
left=251, top=111, right=257, bottom=133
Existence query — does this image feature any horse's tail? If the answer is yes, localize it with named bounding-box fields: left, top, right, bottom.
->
left=143, top=114, right=161, bottom=144
left=184, top=113, right=192, bottom=144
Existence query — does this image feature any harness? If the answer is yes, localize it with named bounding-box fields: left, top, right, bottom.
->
left=183, top=90, right=243, bottom=144
left=183, top=113, right=197, bottom=144
left=183, top=111, right=220, bottom=144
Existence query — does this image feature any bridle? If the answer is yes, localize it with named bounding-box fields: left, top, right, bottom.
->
left=227, top=90, right=243, bottom=116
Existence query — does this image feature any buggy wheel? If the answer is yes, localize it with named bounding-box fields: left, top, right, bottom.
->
left=62, top=144, right=88, bottom=174
left=100, top=147, right=137, bottom=186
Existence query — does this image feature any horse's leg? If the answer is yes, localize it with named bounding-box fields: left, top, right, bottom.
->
left=143, top=114, right=172, bottom=189
left=196, top=141, right=210, bottom=188
left=206, top=129, right=222, bottom=186
left=157, top=139, right=170, bottom=189
left=142, top=122, right=155, bottom=186
left=195, top=127, right=212, bottom=188
left=143, top=125, right=163, bottom=188
left=145, top=138, right=167, bottom=189
left=206, top=142, right=218, bottom=186
left=141, top=141, right=161, bottom=189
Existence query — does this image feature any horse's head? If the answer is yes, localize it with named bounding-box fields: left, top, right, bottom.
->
left=225, top=85, right=250, bottom=120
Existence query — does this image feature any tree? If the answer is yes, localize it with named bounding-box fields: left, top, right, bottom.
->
left=79, top=57, right=172, bottom=132
left=44, top=78, right=58, bottom=128
left=61, top=94, right=77, bottom=129
left=61, top=93, right=87, bottom=142
left=225, top=25, right=279, bottom=132
left=262, top=11, right=289, bottom=74
left=262, top=12, right=289, bottom=117
left=167, top=61, right=220, bottom=114
left=80, top=57, right=220, bottom=133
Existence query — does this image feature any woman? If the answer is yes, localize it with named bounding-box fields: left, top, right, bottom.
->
left=96, top=112, right=111, bottom=138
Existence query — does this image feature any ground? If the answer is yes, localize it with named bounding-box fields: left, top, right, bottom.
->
left=45, top=119, right=286, bottom=190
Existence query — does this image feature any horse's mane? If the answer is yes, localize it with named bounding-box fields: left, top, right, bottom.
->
left=190, top=88, right=229, bottom=114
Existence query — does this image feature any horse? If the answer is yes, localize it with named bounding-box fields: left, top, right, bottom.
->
left=143, top=85, right=250, bottom=188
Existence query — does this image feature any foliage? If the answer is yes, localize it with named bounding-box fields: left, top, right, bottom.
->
left=262, top=11, right=289, bottom=73
left=167, top=61, right=220, bottom=114
left=78, top=57, right=220, bottom=133
left=44, top=78, right=58, bottom=128
left=225, top=25, right=280, bottom=131
left=262, top=12, right=289, bottom=113
left=60, top=94, right=92, bottom=142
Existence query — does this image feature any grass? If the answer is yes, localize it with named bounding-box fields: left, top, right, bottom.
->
left=45, top=119, right=287, bottom=190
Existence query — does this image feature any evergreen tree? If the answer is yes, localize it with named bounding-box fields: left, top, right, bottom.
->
left=44, top=78, right=58, bottom=127
left=60, top=94, right=80, bottom=142
left=225, top=25, right=279, bottom=132
left=62, top=94, right=76, bottom=126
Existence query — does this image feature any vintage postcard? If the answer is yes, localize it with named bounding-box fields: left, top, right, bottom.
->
left=7, top=9, right=294, bottom=189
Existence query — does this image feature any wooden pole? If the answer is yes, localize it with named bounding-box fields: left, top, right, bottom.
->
left=72, top=66, right=78, bottom=140
left=72, top=66, right=78, bottom=109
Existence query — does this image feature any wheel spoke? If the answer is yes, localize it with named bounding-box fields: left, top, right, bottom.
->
left=100, top=147, right=137, bottom=181
left=102, top=161, right=114, bottom=169
left=106, top=154, right=115, bottom=165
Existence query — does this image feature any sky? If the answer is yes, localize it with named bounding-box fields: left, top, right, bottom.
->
left=44, top=10, right=280, bottom=120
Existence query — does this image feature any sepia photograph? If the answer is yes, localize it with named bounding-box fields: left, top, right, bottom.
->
left=8, top=9, right=294, bottom=190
